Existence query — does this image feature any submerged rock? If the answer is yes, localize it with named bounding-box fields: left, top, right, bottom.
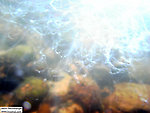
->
left=14, top=76, right=48, bottom=100
left=11, top=77, right=48, bottom=112
left=38, top=103, right=51, bottom=113
left=0, top=45, right=34, bottom=63
left=47, top=72, right=103, bottom=113
left=0, top=19, right=42, bottom=50
left=0, top=93, right=13, bottom=106
left=0, top=20, right=26, bottom=50
left=43, top=48, right=61, bottom=68
left=103, top=83, right=150, bottom=113
left=0, top=45, right=35, bottom=94
left=128, top=58, right=150, bottom=84
left=69, top=75, right=102, bottom=113
left=48, top=72, right=72, bottom=104
left=88, top=64, right=114, bottom=90
left=50, top=100, right=84, bottom=113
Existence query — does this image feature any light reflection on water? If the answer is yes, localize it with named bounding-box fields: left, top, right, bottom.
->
left=0, top=0, right=150, bottom=113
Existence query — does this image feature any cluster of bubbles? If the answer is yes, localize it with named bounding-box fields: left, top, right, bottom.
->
left=1, top=0, right=150, bottom=75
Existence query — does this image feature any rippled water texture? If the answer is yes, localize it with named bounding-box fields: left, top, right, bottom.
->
left=1, top=0, right=150, bottom=113
left=1, top=0, right=150, bottom=74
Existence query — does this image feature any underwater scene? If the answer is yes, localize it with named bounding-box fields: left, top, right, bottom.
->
left=1, top=0, right=150, bottom=113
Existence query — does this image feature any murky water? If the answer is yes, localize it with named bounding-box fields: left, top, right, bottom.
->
left=0, top=0, right=150, bottom=113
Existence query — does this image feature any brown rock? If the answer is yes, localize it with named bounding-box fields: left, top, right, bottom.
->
left=38, top=103, right=51, bottom=113
left=51, top=100, right=84, bottom=113
left=103, top=83, right=150, bottom=113
left=69, top=75, right=102, bottom=113
left=48, top=72, right=72, bottom=103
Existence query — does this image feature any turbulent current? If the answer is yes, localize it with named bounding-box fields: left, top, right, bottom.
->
left=0, top=0, right=150, bottom=82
